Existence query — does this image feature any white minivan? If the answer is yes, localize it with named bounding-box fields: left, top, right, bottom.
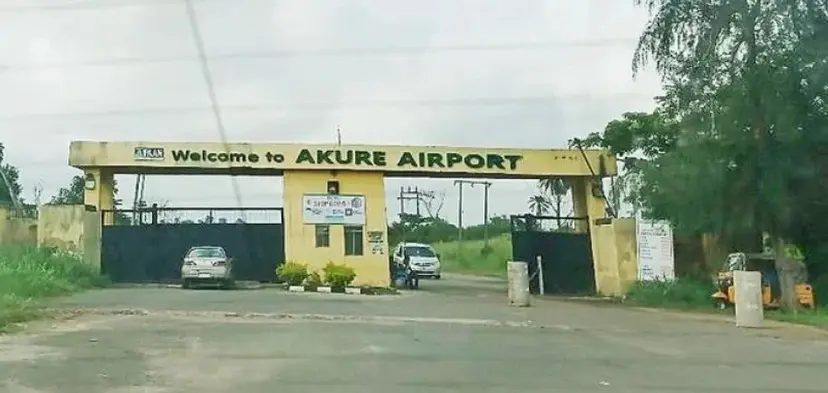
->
left=392, top=242, right=442, bottom=279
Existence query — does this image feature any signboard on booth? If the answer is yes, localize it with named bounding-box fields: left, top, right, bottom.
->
left=636, top=215, right=676, bottom=281
left=302, top=194, right=366, bottom=225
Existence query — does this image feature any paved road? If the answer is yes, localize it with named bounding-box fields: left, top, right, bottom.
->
left=1, top=274, right=827, bottom=393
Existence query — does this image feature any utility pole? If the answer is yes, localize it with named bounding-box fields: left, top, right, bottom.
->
left=397, top=186, right=421, bottom=216
left=336, top=125, right=342, bottom=146
left=131, top=174, right=146, bottom=224
left=397, top=186, right=423, bottom=243
left=453, top=180, right=493, bottom=248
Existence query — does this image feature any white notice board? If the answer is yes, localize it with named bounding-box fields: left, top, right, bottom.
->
left=636, top=216, right=676, bottom=281
left=303, top=194, right=366, bottom=225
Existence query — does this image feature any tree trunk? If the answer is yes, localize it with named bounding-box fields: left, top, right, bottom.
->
left=773, top=237, right=799, bottom=313
left=555, top=198, right=562, bottom=229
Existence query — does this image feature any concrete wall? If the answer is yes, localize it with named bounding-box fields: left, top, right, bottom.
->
left=613, top=218, right=639, bottom=293
left=594, top=218, right=727, bottom=297
left=589, top=218, right=642, bottom=297
left=283, top=170, right=389, bottom=287
left=38, top=204, right=86, bottom=250
left=0, top=207, right=38, bottom=245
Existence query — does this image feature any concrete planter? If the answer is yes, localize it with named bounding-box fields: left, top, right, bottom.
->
left=296, top=286, right=364, bottom=295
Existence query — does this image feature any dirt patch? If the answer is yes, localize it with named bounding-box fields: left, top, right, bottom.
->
left=0, top=342, right=63, bottom=363
left=1, top=380, right=49, bottom=393
left=139, top=335, right=281, bottom=391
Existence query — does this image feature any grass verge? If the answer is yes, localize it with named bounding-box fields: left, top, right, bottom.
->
left=624, top=277, right=828, bottom=329
left=432, top=234, right=512, bottom=278
left=0, top=245, right=107, bottom=332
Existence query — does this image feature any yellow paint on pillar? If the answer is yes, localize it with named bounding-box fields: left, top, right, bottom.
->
left=573, top=177, right=621, bottom=296
left=82, top=169, right=115, bottom=225
left=283, top=170, right=389, bottom=287
left=612, top=218, right=639, bottom=294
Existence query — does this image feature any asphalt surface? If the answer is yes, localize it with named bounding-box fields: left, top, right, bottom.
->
left=1, top=274, right=827, bottom=392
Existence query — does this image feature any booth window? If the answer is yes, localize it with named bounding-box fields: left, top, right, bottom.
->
left=315, top=225, right=330, bottom=248
left=344, top=225, right=364, bottom=256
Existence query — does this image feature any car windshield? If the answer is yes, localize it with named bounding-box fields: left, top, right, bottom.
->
left=187, top=248, right=225, bottom=258
left=405, top=246, right=435, bottom=257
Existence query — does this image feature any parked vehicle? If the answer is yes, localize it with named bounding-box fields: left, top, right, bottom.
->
left=180, top=246, right=235, bottom=289
left=711, top=252, right=814, bottom=310
left=392, top=242, right=442, bottom=279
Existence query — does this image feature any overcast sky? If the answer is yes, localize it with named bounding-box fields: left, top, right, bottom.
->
left=0, top=0, right=660, bottom=225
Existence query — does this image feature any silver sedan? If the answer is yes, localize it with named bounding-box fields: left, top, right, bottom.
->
left=180, top=246, right=235, bottom=289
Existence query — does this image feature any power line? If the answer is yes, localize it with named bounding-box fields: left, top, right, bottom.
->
left=0, top=93, right=658, bottom=120
left=0, top=0, right=180, bottom=12
left=0, top=39, right=638, bottom=71
left=183, top=0, right=245, bottom=211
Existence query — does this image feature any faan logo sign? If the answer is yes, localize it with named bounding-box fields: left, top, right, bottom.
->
left=134, top=147, right=165, bottom=161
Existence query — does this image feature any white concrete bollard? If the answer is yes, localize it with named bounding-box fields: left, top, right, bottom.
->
left=734, top=270, right=764, bottom=328
left=507, top=261, right=531, bottom=307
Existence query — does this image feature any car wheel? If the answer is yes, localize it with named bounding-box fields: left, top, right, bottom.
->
left=221, top=279, right=235, bottom=290
left=182, top=279, right=191, bottom=289
left=434, top=274, right=441, bottom=280
left=714, top=299, right=728, bottom=310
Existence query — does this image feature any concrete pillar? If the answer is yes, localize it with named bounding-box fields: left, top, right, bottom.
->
left=571, top=178, right=588, bottom=233
left=82, top=169, right=115, bottom=225
left=734, top=270, right=764, bottom=328
left=282, top=170, right=390, bottom=287
left=572, top=177, right=616, bottom=295
left=507, top=261, right=530, bottom=307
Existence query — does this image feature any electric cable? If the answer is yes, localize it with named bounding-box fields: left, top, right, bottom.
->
left=0, top=0, right=180, bottom=12
left=182, top=0, right=245, bottom=214
left=0, top=93, right=657, bottom=120
left=0, top=39, right=638, bottom=70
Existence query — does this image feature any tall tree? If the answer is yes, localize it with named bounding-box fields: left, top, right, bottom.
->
left=50, top=175, right=85, bottom=205
left=632, top=0, right=828, bottom=247
left=527, top=195, right=551, bottom=216
left=0, top=143, right=23, bottom=208
left=574, top=111, right=680, bottom=216
left=629, top=0, right=828, bottom=307
left=538, top=178, right=571, bottom=228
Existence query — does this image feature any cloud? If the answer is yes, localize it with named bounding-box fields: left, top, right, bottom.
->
left=0, top=0, right=661, bottom=225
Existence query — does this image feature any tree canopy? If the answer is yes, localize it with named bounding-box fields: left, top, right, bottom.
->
left=583, top=1, right=828, bottom=277
left=0, top=143, right=23, bottom=207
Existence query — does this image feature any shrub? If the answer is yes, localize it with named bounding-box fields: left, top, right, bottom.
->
left=275, top=261, right=309, bottom=286
left=322, top=262, right=356, bottom=290
left=811, top=274, right=828, bottom=307
left=306, top=271, right=323, bottom=289
left=625, top=277, right=715, bottom=309
left=0, top=245, right=105, bottom=331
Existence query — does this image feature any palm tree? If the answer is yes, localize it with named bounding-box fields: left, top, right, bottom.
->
left=538, top=178, right=571, bottom=228
left=527, top=195, right=551, bottom=216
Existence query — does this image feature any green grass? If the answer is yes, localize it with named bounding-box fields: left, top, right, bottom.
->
left=0, top=245, right=106, bottom=332
left=624, top=277, right=828, bottom=329
left=433, top=236, right=828, bottom=330
left=766, top=309, right=828, bottom=328
left=624, top=278, right=716, bottom=309
left=432, top=234, right=512, bottom=278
